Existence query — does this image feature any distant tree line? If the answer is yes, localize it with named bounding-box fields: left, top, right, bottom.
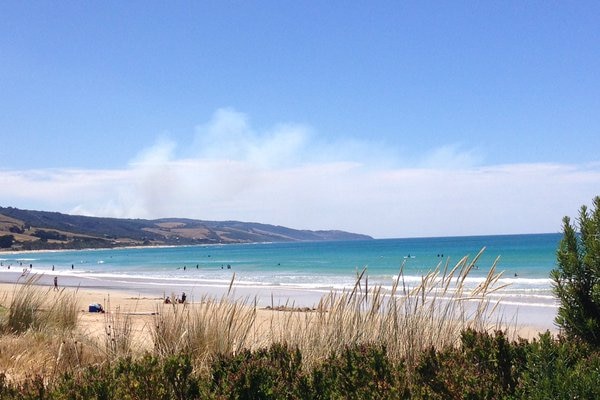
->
left=0, top=235, right=14, bottom=249
left=32, top=229, right=67, bottom=242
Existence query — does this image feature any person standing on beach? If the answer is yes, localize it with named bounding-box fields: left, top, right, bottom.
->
left=53, top=276, right=58, bottom=291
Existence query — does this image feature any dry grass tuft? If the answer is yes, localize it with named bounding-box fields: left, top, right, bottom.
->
left=3, top=275, right=46, bottom=333
left=271, top=248, right=507, bottom=370
left=1, top=275, right=79, bottom=334
left=102, top=296, right=134, bottom=359
left=0, top=330, right=103, bottom=383
left=46, top=288, right=80, bottom=332
left=152, top=295, right=257, bottom=365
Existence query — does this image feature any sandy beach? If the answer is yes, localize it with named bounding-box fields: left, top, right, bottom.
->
left=0, top=275, right=299, bottom=353
left=0, top=269, right=557, bottom=347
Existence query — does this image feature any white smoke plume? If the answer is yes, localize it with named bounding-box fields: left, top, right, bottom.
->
left=1, top=108, right=599, bottom=238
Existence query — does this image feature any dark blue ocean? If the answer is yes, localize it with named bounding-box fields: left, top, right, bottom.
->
left=1, top=233, right=561, bottom=309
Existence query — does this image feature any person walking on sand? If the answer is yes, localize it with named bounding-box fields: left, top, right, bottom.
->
left=53, top=276, right=59, bottom=291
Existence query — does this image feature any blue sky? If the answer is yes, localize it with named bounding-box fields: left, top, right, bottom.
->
left=1, top=1, right=599, bottom=238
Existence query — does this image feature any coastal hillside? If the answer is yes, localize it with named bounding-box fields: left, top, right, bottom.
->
left=0, top=206, right=372, bottom=251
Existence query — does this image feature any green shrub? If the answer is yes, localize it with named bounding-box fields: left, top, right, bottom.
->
left=162, top=355, right=200, bottom=400
left=53, top=367, right=114, bottom=400
left=209, top=343, right=408, bottom=399
left=551, top=196, right=600, bottom=347
left=210, top=343, right=306, bottom=399
left=2, top=331, right=600, bottom=398
left=515, top=332, right=600, bottom=399
left=413, top=329, right=526, bottom=399
left=50, top=355, right=201, bottom=400
left=0, top=373, right=47, bottom=400
left=310, top=344, right=408, bottom=399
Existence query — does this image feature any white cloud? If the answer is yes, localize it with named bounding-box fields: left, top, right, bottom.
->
left=419, top=144, right=484, bottom=169
left=1, top=109, right=599, bottom=238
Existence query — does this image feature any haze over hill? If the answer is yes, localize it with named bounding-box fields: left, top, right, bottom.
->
left=0, top=206, right=372, bottom=251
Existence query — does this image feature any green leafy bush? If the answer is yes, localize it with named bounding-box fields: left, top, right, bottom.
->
left=1, top=332, right=600, bottom=398
left=515, top=332, right=600, bottom=399
left=551, top=196, right=600, bottom=346
left=310, top=344, right=408, bottom=399
left=210, top=343, right=307, bottom=399
left=50, top=355, right=200, bottom=400
left=413, top=329, right=526, bottom=399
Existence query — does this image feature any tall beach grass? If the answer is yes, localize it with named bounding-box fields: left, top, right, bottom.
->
left=152, top=295, right=257, bottom=367
left=0, top=274, right=84, bottom=381
left=269, top=248, right=508, bottom=370
left=1, top=275, right=79, bottom=334
left=0, top=249, right=510, bottom=379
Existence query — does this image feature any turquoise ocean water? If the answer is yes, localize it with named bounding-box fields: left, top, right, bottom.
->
left=1, top=233, right=561, bottom=310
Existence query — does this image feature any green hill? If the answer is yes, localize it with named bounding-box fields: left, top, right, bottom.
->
left=0, top=206, right=372, bottom=251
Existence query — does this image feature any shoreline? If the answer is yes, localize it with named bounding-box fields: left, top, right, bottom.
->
left=0, top=243, right=205, bottom=255
left=0, top=270, right=332, bottom=311
left=0, top=235, right=562, bottom=337
left=0, top=270, right=558, bottom=338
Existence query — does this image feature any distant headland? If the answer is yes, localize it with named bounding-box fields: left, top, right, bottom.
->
left=0, top=206, right=372, bottom=251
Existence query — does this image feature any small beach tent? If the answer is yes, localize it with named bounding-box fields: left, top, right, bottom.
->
left=88, top=303, right=104, bottom=313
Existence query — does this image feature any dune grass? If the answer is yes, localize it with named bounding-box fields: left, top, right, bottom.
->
left=269, top=248, right=508, bottom=370
left=0, top=249, right=510, bottom=380
left=1, top=275, right=80, bottom=334
left=3, top=275, right=47, bottom=333
left=102, top=296, right=134, bottom=359
left=152, top=295, right=257, bottom=367
left=0, top=275, right=88, bottom=381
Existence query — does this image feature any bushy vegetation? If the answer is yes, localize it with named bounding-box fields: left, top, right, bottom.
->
left=31, top=230, right=67, bottom=242
left=0, top=234, right=14, bottom=248
left=551, top=196, right=600, bottom=346
left=0, top=331, right=599, bottom=399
